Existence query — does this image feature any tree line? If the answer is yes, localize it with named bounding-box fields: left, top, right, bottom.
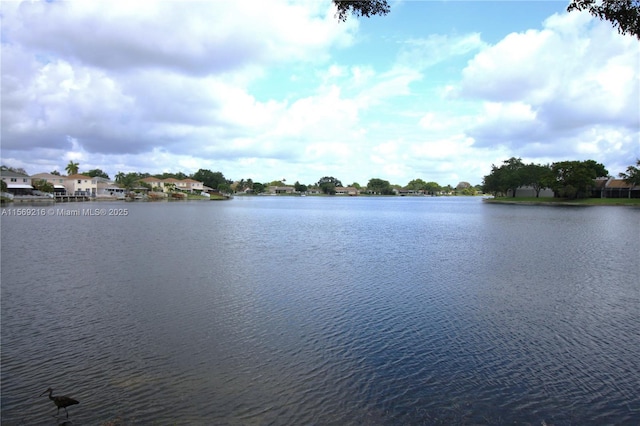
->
left=11, top=158, right=639, bottom=198
left=66, top=157, right=640, bottom=197
left=237, top=176, right=481, bottom=196
left=41, top=162, right=479, bottom=196
left=482, top=157, right=640, bottom=199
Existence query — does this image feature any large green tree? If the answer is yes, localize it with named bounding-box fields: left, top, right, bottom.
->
left=317, top=176, right=343, bottom=194
left=619, top=159, right=640, bottom=185
left=294, top=181, right=308, bottom=192
left=367, top=178, right=393, bottom=195
left=483, top=157, right=526, bottom=197
left=218, top=182, right=232, bottom=194
left=405, top=178, right=428, bottom=191
left=482, top=166, right=504, bottom=197
left=32, top=179, right=54, bottom=193
left=500, top=157, right=526, bottom=197
left=253, top=182, right=266, bottom=194
left=551, top=160, right=608, bottom=199
left=521, top=163, right=553, bottom=198
left=83, top=169, right=110, bottom=179
left=192, top=169, right=228, bottom=190
left=424, top=181, right=441, bottom=195
left=335, top=0, right=640, bottom=39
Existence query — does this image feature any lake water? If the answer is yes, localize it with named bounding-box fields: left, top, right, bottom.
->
left=1, top=196, right=639, bottom=425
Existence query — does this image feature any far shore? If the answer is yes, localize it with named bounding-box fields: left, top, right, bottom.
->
left=4, top=194, right=639, bottom=207
left=483, top=197, right=640, bottom=207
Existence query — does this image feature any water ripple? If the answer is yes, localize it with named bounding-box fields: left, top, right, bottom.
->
left=2, top=199, right=639, bottom=424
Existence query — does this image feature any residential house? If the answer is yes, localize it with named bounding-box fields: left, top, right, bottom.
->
left=162, top=178, right=182, bottom=193
left=176, top=179, right=190, bottom=192
left=181, top=178, right=204, bottom=193
left=268, top=186, right=295, bottom=194
left=93, top=177, right=125, bottom=197
left=141, top=177, right=165, bottom=192
left=64, top=174, right=99, bottom=196
left=510, top=177, right=639, bottom=198
left=139, top=177, right=204, bottom=193
left=335, top=186, right=359, bottom=196
left=1, top=169, right=33, bottom=195
left=30, top=173, right=67, bottom=193
left=395, top=189, right=424, bottom=196
left=594, top=177, right=640, bottom=199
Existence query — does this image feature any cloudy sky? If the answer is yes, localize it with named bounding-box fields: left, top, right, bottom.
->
left=1, top=0, right=638, bottom=186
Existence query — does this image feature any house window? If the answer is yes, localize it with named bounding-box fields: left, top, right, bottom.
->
left=11, top=178, right=17, bottom=182
left=77, top=180, right=81, bottom=184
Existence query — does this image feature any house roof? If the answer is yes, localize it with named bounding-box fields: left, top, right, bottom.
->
left=607, top=179, right=634, bottom=189
left=593, top=179, right=608, bottom=189
left=141, top=177, right=163, bottom=183
left=66, top=174, right=93, bottom=180
left=0, top=170, right=30, bottom=178
left=31, top=173, right=64, bottom=179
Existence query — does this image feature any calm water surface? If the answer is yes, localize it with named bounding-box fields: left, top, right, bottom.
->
left=1, top=197, right=639, bottom=425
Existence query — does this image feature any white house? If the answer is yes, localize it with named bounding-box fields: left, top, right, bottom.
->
left=141, top=177, right=165, bottom=191
left=181, top=178, right=204, bottom=193
left=64, top=174, right=99, bottom=196
left=30, top=173, right=68, bottom=193
left=1, top=169, right=33, bottom=195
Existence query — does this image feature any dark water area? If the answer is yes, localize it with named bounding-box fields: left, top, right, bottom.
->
left=1, top=197, right=639, bottom=425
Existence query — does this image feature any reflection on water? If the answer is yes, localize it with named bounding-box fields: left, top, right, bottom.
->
left=1, top=197, right=639, bottom=424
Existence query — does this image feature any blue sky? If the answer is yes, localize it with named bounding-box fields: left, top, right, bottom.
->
left=1, top=0, right=638, bottom=187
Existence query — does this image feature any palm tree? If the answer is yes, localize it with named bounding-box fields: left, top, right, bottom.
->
left=65, top=161, right=79, bottom=175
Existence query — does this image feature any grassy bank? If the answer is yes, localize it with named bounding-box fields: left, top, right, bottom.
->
left=484, top=197, right=640, bottom=206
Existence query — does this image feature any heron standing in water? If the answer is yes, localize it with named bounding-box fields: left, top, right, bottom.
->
left=40, top=388, right=79, bottom=418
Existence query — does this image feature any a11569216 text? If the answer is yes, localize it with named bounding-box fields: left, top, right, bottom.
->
left=1, top=207, right=129, bottom=217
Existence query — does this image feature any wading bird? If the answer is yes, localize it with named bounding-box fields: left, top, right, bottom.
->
left=40, top=388, right=79, bottom=418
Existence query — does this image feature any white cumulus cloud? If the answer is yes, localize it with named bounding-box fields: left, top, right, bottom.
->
left=459, top=11, right=639, bottom=174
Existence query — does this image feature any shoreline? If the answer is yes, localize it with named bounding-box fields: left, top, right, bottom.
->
left=483, top=198, right=640, bottom=207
